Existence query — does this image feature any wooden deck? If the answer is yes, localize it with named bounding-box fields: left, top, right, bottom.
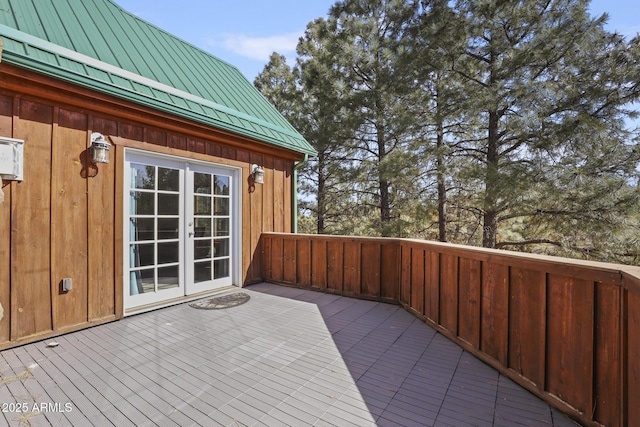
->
left=0, top=283, right=579, bottom=427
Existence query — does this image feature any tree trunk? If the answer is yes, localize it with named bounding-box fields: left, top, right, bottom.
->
left=483, top=109, right=499, bottom=248
left=436, top=91, right=447, bottom=242
left=317, top=152, right=326, bottom=234
left=380, top=177, right=391, bottom=236
left=377, top=121, right=392, bottom=237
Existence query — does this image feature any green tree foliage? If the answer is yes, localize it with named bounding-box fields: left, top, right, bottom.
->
left=439, top=0, right=640, bottom=258
left=323, top=0, right=431, bottom=237
left=253, top=53, right=301, bottom=125
left=406, top=0, right=477, bottom=242
left=255, top=0, right=640, bottom=264
left=255, top=49, right=356, bottom=235
left=296, top=19, right=363, bottom=235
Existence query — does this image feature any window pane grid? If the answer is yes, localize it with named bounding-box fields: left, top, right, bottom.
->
left=129, top=163, right=181, bottom=295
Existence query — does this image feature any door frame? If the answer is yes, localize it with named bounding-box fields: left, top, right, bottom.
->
left=122, top=148, right=242, bottom=313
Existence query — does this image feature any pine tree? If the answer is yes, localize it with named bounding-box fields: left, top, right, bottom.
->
left=443, top=0, right=640, bottom=250
left=255, top=0, right=640, bottom=263
left=314, top=0, right=425, bottom=237
left=407, top=0, right=475, bottom=242
left=255, top=45, right=355, bottom=234
left=254, top=53, right=301, bottom=125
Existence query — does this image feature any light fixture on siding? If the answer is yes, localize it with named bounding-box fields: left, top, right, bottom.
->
left=90, top=132, right=110, bottom=164
left=251, top=164, right=264, bottom=184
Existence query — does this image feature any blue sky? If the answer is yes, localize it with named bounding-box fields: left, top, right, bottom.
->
left=113, top=0, right=639, bottom=83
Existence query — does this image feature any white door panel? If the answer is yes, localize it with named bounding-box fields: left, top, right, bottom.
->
left=124, top=151, right=237, bottom=311
left=185, top=163, right=233, bottom=295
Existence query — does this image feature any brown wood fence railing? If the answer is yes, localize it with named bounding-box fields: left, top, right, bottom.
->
left=260, top=232, right=640, bottom=427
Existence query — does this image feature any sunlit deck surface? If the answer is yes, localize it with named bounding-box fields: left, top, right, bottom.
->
left=0, top=283, right=579, bottom=426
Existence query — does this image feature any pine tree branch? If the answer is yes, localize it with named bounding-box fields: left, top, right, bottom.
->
left=496, top=239, right=562, bottom=249
left=452, top=67, right=489, bottom=89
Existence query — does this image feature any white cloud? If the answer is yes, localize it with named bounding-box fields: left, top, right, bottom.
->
left=215, top=31, right=302, bottom=61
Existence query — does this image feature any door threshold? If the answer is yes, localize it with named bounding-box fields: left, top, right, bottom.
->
left=124, top=285, right=238, bottom=316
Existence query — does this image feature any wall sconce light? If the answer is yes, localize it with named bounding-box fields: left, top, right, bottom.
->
left=251, top=164, right=264, bottom=184
left=90, top=132, right=110, bottom=164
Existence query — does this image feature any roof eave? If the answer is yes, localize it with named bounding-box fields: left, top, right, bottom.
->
left=0, top=25, right=317, bottom=157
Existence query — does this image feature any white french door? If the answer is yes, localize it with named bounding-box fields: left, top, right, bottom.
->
left=124, top=151, right=237, bottom=310
left=185, top=163, right=233, bottom=295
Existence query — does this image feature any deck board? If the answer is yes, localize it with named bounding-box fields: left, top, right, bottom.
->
left=0, top=283, right=579, bottom=426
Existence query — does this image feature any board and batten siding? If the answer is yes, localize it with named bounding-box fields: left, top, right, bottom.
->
left=0, top=71, right=295, bottom=348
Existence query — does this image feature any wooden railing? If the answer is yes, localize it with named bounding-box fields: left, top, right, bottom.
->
left=261, top=232, right=640, bottom=427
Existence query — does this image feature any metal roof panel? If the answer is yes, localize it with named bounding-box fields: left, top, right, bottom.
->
left=0, top=0, right=315, bottom=156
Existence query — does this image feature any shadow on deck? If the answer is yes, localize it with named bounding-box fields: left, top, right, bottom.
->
left=0, top=283, right=578, bottom=426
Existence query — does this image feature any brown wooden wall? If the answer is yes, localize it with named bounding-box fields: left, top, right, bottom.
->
left=261, top=232, right=640, bottom=427
left=262, top=234, right=399, bottom=303
left=0, top=67, right=297, bottom=348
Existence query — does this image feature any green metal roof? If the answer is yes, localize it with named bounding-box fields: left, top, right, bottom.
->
left=0, top=0, right=315, bottom=156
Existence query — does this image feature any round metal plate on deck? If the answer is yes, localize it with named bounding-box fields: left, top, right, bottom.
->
left=189, top=292, right=250, bottom=310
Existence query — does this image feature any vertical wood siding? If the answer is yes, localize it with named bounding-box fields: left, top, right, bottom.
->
left=89, top=116, right=118, bottom=321
left=261, top=234, right=399, bottom=303
left=261, top=232, right=640, bottom=427
left=12, top=99, right=53, bottom=339
left=0, top=94, right=13, bottom=342
left=628, top=291, right=640, bottom=427
left=51, top=108, right=89, bottom=330
left=508, top=268, right=546, bottom=387
left=0, top=89, right=296, bottom=347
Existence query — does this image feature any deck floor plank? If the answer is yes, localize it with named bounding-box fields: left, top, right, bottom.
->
left=0, top=283, right=579, bottom=426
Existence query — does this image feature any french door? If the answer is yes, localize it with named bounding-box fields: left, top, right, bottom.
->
left=124, top=151, right=237, bottom=310
left=186, top=163, right=232, bottom=295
